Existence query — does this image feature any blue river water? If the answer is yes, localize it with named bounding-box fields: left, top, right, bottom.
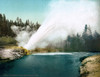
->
left=0, top=52, right=100, bottom=77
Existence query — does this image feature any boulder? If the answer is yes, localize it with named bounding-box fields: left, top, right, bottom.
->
left=80, top=55, right=100, bottom=77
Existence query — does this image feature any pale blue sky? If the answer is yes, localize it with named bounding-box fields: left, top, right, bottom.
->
left=0, top=0, right=50, bottom=23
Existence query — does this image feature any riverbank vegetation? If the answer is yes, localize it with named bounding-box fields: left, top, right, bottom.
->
left=0, top=13, right=100, bottom=52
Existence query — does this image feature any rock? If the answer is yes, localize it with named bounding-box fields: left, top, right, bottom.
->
left=80, top=55, right=100, bottom=77
left=0, top=47, right=26, bottom=61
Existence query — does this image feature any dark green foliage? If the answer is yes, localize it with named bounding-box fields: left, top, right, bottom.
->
left=64, top=34, right=85, bottom=51
left=0, top=13, right=41, bottom=37
left=0, top=14, right=15, bottom=37
left=0, top=13, right=41, bottom=46
left=64, top=24, right=100, bottom=52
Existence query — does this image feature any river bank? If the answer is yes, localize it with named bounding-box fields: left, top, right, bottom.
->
left=80, top=55, right=100, bottom=77
left=0, top=47, right=30, bottom=63
left=0, top=46, right=60, bottom=62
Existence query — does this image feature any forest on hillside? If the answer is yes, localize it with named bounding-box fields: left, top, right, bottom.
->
left=0, top=13, right=40, bottom=37
left=0, top=13, right=40, bottom=47
left=0, top=13, right=100, bottom=52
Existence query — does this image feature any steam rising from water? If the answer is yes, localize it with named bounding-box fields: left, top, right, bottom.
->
left=12, top=0, right=100, bottom=50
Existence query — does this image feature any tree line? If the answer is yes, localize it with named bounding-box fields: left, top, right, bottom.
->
left=0, top=13, right=40, bottom=37
left=64, top=24, right=100, bottom=51
left=0, top=13, right=100, bottom=51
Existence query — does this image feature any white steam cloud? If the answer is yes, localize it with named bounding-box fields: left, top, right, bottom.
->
left=11, top=25, right=35, bottom=46
left=12, top=0, right=99, bottom=50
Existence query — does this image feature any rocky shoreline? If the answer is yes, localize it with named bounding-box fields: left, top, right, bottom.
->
left=80, top=55, right=100, bottom=77
left=0, top=47, right=29, bottom=62
left=0, top=46, right=59, bottom=62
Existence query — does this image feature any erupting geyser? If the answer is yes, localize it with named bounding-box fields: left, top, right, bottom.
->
left=18, top=0, right=99, bottom=50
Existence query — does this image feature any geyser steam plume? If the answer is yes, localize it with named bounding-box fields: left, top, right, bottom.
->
left=23, top=0, right=99, bottom=50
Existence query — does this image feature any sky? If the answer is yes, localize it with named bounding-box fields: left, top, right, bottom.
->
left=0, top=0, right=99, bottom=24
left=0, top=0, right=50, bottom=23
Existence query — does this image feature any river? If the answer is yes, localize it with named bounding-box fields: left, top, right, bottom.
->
left=0, top=52, right=100, bottom=77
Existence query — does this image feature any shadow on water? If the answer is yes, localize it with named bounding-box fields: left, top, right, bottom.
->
left=0, top=56, right=27, bottom=76
left=0, top=52, right=100, bottom=77
left=0, top=60, right=15, bottom=75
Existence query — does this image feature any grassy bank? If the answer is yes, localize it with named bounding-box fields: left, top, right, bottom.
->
left=0, top=36, right=17, bottom=47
